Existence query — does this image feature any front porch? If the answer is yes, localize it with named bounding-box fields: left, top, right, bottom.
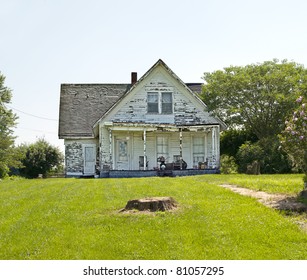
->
left=100, top=168, right=220, bottom=178
left=99, top=122, right=221, bottom=173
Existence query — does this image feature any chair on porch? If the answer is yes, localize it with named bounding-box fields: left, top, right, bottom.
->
left=173, top=155, right=187, bottom=170
left=139, top=156, right=149, bottom=170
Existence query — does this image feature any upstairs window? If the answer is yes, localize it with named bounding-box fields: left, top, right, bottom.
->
left=147, top=92, right=159, bottom=113
left=147, top=92, right=173, bottom=114
left=161, top=92, right=172, bottom=114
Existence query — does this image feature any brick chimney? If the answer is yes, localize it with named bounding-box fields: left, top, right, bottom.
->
left=131, top=72, right=137, bottom=85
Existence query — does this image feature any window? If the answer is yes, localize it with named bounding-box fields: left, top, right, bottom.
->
left=193, top=137, right=205, bottom=167
left=147, top=92, right=173, bottom=114
left=157, top=136, right=169, bottom=159
left=162, top=92, right=172, bottom=114
left=147, top=93, right=159, bottom=113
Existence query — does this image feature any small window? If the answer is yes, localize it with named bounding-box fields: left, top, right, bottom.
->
left=161, top=92, right=173, bottom=114
left=147, top=91, right=173, bottom=114
left=147, top=92, right=159, bottom=113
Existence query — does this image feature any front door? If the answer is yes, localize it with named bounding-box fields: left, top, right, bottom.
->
left=116, top=139, right=129, bottom=170
left=83, top=144, right=96, bottom=175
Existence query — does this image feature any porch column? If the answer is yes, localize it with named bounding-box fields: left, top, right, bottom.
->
left=211, top=126, right=217, bottom=169
left=204, top=131, right=208, bottom=166
left=179, top=127, right=183, bottom=170
left=216, top=125, right=220, bottom=168
left=143, top=129, right=147, bottom=170
left=108, top=128, right=113, bottom=169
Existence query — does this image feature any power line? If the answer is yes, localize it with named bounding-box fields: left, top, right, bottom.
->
left=18, top=127, right=58, bottom=135
left=6, top=105, right=58, bottom=121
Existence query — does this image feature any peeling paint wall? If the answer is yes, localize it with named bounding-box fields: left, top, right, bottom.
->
left=104, top=67, right=217, bottom=126
left=64, top=139, right=98, bottom=175
left=65, top=141, right=83, bottom=174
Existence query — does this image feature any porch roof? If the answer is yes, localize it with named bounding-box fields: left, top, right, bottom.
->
left=102, top=121, right=220, bottom=132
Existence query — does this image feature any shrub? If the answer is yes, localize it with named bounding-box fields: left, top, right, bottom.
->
left=220, top=154, right=238, bottom=174
left=236, top=141, right=264, bottom=174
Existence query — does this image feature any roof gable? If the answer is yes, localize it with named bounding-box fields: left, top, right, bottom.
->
left=97, top=59, right=206, bottom=123
left=58, top=59, right=226, bottom=139
left=95, top=59, right=226, bottom=129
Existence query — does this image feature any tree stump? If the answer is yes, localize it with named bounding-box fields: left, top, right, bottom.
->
left=123, top=197, right=177, bottom=212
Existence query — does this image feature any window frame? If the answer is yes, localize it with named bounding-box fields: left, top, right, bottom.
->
left=147, top=92, right=159, bottom=114
left=147, top=91, right=173, bottom=115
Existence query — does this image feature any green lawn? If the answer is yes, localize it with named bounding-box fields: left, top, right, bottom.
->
left=0, top=174, right=306, bottom=260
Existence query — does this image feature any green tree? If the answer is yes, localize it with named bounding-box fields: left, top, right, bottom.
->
left=220, top=129, right=258, bottom=158
left=280, top=96, right=307, bottom=184
left=0, top=72, right=18, bottom=178
left=258, top=137, right=292, bottom=174
left=202, top=59, right=307, bottom=139
left=18, top=138, right=64, bottom=178
left=202, top=59, right=307, bottom=174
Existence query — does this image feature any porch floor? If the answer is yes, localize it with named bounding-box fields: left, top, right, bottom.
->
left=100, top=169, right=219, bottom=178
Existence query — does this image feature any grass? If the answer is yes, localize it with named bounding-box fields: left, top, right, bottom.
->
left=0, top=174, right=306, bottom=260
left=196, top=173, right=305, bottom=195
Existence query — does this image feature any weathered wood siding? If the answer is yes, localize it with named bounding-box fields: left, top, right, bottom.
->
left=103, top=66, right=218, bottom=126
left=65, top=139, right=98, bottom=175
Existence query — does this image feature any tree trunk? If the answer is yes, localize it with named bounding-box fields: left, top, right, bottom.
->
left=124, top=197, right=177, bottom=212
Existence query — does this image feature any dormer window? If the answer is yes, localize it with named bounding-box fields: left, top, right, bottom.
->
left=147, top=92, right=173, bottom=114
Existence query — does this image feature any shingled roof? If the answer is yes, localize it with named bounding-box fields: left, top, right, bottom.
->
left=58, top=83, right=203, bottom=139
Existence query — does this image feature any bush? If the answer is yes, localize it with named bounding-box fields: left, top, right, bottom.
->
left=220, top=155, right=238, bottom=174
left=18, top=139, right=64, bottom=178
left=236, top=141, right=264, bottom=174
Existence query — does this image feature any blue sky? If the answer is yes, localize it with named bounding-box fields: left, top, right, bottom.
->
left=1, top=0, right=307, bottom=151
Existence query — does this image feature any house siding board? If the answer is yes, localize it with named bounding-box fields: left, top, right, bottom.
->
left=100, top=126, right=112, bottom=169
left=64, top=139, right=98, bottom=175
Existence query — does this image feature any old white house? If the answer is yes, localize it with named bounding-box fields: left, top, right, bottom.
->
left=58, top=59, right=226, bottom=177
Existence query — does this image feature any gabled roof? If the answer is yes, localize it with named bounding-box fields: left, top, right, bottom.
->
left=93, top=60, right=206, bottom=126
left=58, top=60, right=204, bottom=139
left=92, top=59, right=226, bottom=130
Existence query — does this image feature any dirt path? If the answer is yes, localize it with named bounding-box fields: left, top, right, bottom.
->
left=219, top=184, right=307, bottom=231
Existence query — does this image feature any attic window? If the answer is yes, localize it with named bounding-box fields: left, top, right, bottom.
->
left=161, top=92, right=172, bottom=114
left=147, top=92, right=173, bottom=114
left=147, top=92, right=159, bottom=113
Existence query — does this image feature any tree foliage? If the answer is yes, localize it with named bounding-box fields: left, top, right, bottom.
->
left=18, top=139, right=64, bottom=178
left=220, top=129, right=258, bottom=158
left=202, top=59, right=307, bottom=139
left=0, top=72, right=18, bottom=178
left=280, top=96, right=307, bottom=177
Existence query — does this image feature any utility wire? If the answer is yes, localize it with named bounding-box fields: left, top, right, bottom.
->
left=18, top=127, right=58, bottom=135
left=6, top=104, right=58, bottom=121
